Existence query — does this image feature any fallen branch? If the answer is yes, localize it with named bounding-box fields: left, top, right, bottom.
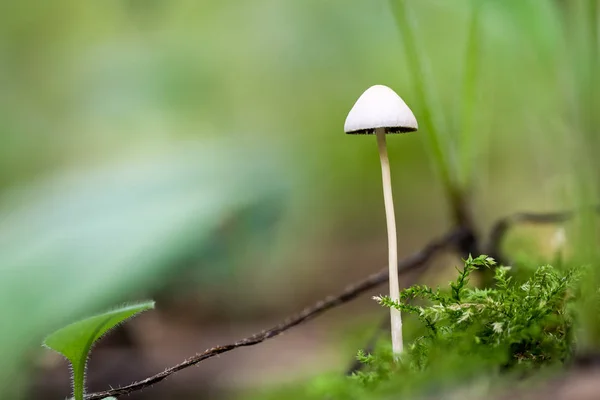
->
left=85, top=227, right=468, bottom=399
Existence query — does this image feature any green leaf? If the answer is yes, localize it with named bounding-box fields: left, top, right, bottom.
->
left=43, top=301, right=155, bottom=400
left=0, top=139, right=285, bottom=393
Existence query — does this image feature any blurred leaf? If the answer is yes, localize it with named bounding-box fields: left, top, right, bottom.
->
left=0, top=139, right=286, bottom=395
left=43, top=301, right=155, bottom=400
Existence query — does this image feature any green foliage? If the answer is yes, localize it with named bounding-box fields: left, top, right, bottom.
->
left=43, top=301, right=155, bottom=400
left=252, top=257, right=581, bottom=400
left=375, top=255, right=578, bottom=373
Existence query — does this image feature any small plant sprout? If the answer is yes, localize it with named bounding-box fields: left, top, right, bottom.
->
left=43, top=301, right=155, bottom=400
left=344, top=85, right=418, bottom=355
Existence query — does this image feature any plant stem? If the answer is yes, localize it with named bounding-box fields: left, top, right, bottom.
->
left=73, top=364, right=84, bottom=400
left=376, top=128, right=403, bottom=355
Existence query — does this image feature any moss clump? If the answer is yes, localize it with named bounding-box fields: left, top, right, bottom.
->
left=251, top=256, right=581, bottom=400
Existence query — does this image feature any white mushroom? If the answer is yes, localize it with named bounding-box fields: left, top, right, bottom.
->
left=344, top=85, right=418, bottom=135
left=344, top=85, right=418, bottom=356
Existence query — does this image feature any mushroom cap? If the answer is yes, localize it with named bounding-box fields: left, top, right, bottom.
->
left=344, top=85, right=418, bottom=134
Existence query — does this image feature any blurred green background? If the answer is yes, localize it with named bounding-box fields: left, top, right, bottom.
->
left=0, top=0, right=598, bottom=399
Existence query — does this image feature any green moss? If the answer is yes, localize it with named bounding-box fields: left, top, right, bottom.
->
left=248, top=256, right=581, bottom=400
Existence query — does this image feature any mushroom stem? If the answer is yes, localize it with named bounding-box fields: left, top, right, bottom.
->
left=376, top=127, right=403, bottom=355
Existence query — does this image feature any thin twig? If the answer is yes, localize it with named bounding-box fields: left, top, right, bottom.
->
left=85, top=228, right=468, bottom=399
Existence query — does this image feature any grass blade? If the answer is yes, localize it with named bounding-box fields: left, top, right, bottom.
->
left=458, top=1, right=483, bottom=188
left=388, top=0, right=457, bottom=196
